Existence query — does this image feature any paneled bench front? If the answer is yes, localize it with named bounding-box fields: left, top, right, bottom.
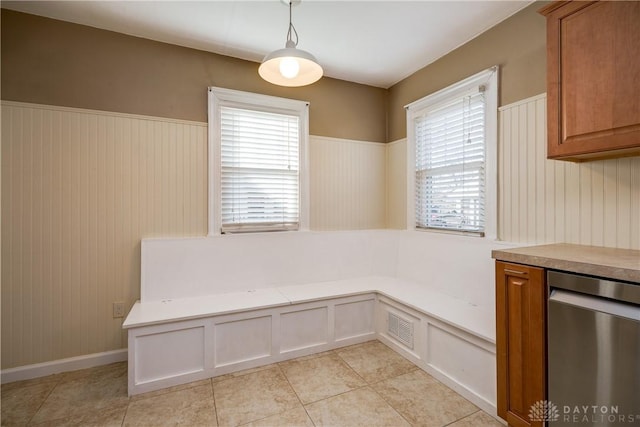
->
left=125, top=230, right=515, bottom=416
left=124, top=284, right=376, bottom=394
left=124, top=276, right=497, bottom=415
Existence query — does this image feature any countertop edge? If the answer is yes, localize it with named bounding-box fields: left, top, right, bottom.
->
left=491, top=249, right=640, bottom=283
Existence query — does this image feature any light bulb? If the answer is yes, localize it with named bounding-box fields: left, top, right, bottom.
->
left=279, top=57, right=300, bottom=79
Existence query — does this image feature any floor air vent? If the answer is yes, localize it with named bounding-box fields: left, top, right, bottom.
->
left=387, top=312, right=413, bottom=349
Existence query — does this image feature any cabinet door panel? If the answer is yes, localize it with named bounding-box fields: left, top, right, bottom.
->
left=612, top=2, right=640, bottom=130
left=506, top=277, right=528, bottom=418
left=562, top=2, right=615, bottom=138
left=543, top=1, right=640, bottom=160
left=496, top=261, right=545, bottom=427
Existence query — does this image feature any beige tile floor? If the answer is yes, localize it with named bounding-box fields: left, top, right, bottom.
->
left=1, top=340, right=503, bottom=427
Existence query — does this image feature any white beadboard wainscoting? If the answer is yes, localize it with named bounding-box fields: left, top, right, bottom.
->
left=1, top=102, right=208, bottom=371
left=0, top=101, right=387, bottom=371
left=498, top=94, right=640, bottom=249
left=309, top=135, right=387, bottom=230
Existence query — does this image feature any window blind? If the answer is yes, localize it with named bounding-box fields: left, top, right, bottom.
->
left=414, top=90, right=486, bottom=234
left=220, top=106, right=300, bottom=233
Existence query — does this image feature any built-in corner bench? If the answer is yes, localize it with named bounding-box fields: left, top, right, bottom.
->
left=123, top=230, right=515, bottom=417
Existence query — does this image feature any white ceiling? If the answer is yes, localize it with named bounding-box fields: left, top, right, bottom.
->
left=2, top=0, right=533, bottom=88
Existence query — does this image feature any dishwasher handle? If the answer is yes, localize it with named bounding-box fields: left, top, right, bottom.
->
left=550, top=289, right=640, bottom=322
left=547, top=270, right=640, bottom=305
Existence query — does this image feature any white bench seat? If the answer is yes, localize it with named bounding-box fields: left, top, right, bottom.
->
left=126, top=230, right=512, bottom=414
left=124, top=275, right=495, bottom=343
left=276, top=276, right=495, bottom=343
left=122, top=288, right=290, bottom=329
left=375, top=277, right=495, bottom=344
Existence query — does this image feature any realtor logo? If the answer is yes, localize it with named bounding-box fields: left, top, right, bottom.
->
left=529, top=400, right=560, bottom=422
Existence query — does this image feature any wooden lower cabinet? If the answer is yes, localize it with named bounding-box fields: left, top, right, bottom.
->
left=496, top=261, right=546, bottom=427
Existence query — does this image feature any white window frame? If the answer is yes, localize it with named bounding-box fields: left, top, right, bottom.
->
left=405, top=66, right=498, bottom=239
left=208, top=87, right=310, bottom=236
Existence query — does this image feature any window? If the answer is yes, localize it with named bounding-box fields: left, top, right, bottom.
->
left=406, top=67, right=497, bottom=237
left=208, top=87, right=309, bottom=235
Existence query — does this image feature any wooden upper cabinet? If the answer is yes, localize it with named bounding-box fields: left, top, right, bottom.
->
left=540, top=1, right=640, bottom=161
left=496, top=261, right=546, bottom=427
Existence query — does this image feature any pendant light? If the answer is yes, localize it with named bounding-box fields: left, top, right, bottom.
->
left=259, top=0, right=323, bottom=87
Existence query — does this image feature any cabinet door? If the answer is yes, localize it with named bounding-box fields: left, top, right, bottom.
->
left=543, top=1, right=640, bottom=160
left=496, top=261, right=546, bottom=427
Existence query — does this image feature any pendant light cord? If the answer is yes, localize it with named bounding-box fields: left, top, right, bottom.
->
left=286, top=1, right=299, bottom=47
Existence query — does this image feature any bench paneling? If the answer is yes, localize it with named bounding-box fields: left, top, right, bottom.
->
left=280, top=306, right=329, bottom=353
left=215, top=316, right=272, bottom=367
left=127, top=294, right=377, bottom=396
left=335, top=299, right=375, bottom=342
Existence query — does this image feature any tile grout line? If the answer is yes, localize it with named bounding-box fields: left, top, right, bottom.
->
left=337, top=340, right=448, bottom=427
left=333, top=347, right=380, bottom=394
left=442, top=408, right=482, bottom=426
left=25, top=363, right=130, bottom=426
left=276, top=363, right=317, bottom=427
left=302, top=384, right=369, bottom=406
left=360, top=340, right=488, bottom=425
left=213, top=363, right=309, bottom=427
left=284, top=348, right=370, bottom=407
left=130, top=378, right=207, bottom=402
left=209, top=378, right=221, bottom=427
left=292, top=340, right=418, bottom=408
left=119, top=396, right=131, bottom=427
left=333, top=348, right=368, bottom=385
left=336, top=340, right=420, bottom=387
left=361, top=354, right=422, bottom=427
left=25, top=377, right=63, bottom=425
left=368, top=384, right=414, bottom=427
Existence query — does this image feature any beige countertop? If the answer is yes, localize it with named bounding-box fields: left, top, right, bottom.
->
left=492, top=243, right=640, bottom=283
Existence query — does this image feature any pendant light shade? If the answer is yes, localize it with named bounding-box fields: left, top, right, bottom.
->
left=259, top=2, right=323, bottom=87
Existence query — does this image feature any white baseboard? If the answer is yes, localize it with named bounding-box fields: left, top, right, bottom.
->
left=1, top=349, right=128, bottom=384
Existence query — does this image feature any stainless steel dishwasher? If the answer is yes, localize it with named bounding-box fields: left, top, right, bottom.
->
left=548, top=271, right=640, bottom=426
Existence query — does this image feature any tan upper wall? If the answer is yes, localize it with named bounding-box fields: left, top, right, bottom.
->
left=387, top=2, right=548, bottom=142
left=0, top=9, right=388, bottom=143
left=2, top=3, right=548, bottom=144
